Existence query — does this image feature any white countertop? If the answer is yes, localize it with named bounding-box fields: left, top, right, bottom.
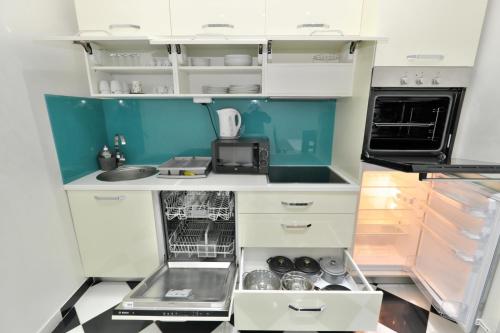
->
left=64, top=166, right=360, bottom=192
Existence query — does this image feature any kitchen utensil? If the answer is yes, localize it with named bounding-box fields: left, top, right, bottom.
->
left=267, top=256, right=294, bottom=276
left=202, top=86, right=229, bottom=94
left=243, top=270, right=281, bottom=290
left=158, top=157, right=212, bottom=179
left=99, top=80, right=110, bottom=94
left=110, top=80, right=122, bottom=94
left=216, top=108, right=241, bottom=139
left=319, top=256, right=347, bottom=284
left=228, top=84, right=261, bottom=94
left=294, top=256, right=321, bottom=275
left=322, top=284, right=351, bottom=291
left=191, top=57, right=211, bottom=66
left=224, top=54, right=252, bottom=66
left=131, top=81, right=143, bottom=94
left=281, top=271, right=314, bottom=291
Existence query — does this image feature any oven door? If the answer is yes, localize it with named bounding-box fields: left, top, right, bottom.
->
left=112, top=262, right=237, bottom=321
left=362, top=88, right=500, bottom=174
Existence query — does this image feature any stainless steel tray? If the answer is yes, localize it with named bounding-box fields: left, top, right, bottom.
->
left=158, top=157, right=211, bottom=178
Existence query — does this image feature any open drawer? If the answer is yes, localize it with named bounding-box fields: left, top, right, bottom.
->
left=234, top=248, right=383, bottom=331
left=112, top=262, right=237, bottom=321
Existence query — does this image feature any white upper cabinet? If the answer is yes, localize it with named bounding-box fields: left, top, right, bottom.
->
left=74, top=0, right=171, bottom=36
left=266, top=0, right=364, bottom=36
left=170, top=0, right=266, bottom=37
left=362, top=0, right=488, bottom=66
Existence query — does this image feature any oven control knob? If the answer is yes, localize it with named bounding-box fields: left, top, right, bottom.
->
left=415, top=78, right=424, bottom=85
left=400, top=77, right=408, bottom=85
left=432, top=77, right=440, bottom=85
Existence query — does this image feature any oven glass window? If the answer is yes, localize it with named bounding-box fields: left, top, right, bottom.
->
left=218, top=146, right=255, bottom=167
left=370, top=96, right=452, bottom=151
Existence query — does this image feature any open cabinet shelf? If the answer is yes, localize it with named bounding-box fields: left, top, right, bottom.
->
left=78, top=39, right=363, bottom=98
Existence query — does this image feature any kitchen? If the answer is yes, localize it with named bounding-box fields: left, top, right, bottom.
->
left=2, top=1, right=500, bottom=333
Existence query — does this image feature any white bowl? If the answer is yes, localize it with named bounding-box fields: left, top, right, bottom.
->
left=224, top=54, right=252, bottom=66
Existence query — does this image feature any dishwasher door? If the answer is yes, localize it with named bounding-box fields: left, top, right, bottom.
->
left=113, top=261, right=237, bottom=321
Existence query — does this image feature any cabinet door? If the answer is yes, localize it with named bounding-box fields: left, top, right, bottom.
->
left=363, top=0, right=488, bottom=66
left=170, top=0, right=266, bottom=36
left=266, top=0, right=363, bottom=36
left=67, top=191, right=160, bottom=278
left=74, top=0, right=171, bottom=36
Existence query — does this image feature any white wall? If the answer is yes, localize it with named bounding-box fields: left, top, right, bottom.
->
left=0, top=0, right=90, bottom=332
left=453, top=0, right=500, bottom=164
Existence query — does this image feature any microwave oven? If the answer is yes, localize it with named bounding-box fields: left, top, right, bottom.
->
left=212, top=137, right=269, bottom=174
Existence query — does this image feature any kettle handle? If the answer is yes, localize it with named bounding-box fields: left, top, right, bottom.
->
left=234, top=111, right=242, bottom=134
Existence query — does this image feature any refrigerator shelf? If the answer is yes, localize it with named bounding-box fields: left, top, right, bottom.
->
left=356, top=224, right=407, bottom=236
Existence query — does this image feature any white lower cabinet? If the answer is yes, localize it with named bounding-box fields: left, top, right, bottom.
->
left=234, top=248, right=382, bottom=331
left=67, top=191, right=160, bottom=278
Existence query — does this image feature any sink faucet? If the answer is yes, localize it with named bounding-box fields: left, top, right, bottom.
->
left=114, top=134, right=126, bottom=167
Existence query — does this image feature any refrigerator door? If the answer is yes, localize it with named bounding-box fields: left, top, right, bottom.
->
left=411, top=179, right=500, bottom=332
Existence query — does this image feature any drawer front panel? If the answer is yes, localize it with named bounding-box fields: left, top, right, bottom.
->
left=234, top=289, right=381, bottom=331
left=238, top=214, right=355, bottom=248
left=237, top=192, right=358, bottom=214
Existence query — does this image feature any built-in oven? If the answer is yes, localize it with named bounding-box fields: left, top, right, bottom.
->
left=212, top=137, right=269, bottom=174
left=113, top=191, right=237, bottom=321
left=362, top=67, right=500, bottom=176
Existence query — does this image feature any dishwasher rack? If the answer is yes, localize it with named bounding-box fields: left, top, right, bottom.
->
left=163, top=191, right=234, bottom=221
left=168, top=220, right=235, bottom=258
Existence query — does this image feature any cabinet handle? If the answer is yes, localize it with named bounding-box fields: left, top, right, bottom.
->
left=289, top=304, right=326, bottom=312
left=94, top=195, right=126, bottom=201
left=460, top=228, right=482, bottom=241
left=109, top=24, right=141, bottom=30
left=281, top=201, right=314, bottom=207
left=281, top=223, right=312, bottom=230
left=310, top=29, right=344, bottom=36
left=407, top=54, right=444, bottom=61
left=202, top=24, right=235, bottom=29
left=297, top=23, right=330, bottom=29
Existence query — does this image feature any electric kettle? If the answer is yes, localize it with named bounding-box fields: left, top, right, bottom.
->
left=216, top=108, right=241, bottom=139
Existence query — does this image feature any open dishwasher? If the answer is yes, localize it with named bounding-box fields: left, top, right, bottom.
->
left=113, top=191, right=237, bottom=321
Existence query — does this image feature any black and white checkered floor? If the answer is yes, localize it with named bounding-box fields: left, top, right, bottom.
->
left=53, top=281, right=463, bottom=333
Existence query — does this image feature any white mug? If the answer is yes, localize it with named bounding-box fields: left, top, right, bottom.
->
left=110, top=80, right=122, bottom=94
left=131, top=81, right=143, bottom=94
left=99, top=80, right=110, bottom=94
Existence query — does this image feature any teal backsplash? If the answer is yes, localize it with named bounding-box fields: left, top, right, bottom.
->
left=46, top=95, right=107, bottom=183
left=46, top=96, right=336, bottom=183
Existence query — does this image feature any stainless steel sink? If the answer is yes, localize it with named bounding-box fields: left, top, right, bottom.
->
left=96, top=166, right=158, bottom=182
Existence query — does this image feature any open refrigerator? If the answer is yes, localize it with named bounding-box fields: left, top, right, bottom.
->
left=354, top=167, right=500, bottom=332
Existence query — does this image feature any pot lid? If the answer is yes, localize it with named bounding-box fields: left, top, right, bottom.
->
left=267, top=256, right=294, bottom=274
left=294, top=256, right=320, bottom=274
left=319, top=257, right=346, bottom=276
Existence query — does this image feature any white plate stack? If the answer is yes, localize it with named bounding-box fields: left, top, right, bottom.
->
left=202, top=85, right=229, bottom=94
left=228, top=84, right=261, bottom=94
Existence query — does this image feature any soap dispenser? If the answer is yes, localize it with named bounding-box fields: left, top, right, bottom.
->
left=97, top=145, right=117, bottom=171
